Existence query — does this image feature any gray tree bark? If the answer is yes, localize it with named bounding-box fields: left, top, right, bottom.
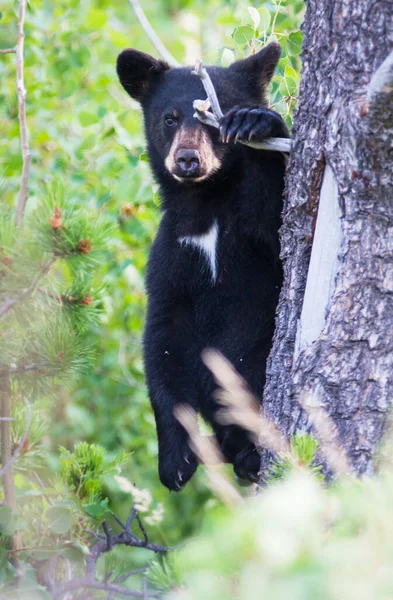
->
left=262, top=0, right=393, bottom=476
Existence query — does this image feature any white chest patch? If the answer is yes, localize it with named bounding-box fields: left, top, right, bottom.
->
left=179, top=221, right=219, bottom=283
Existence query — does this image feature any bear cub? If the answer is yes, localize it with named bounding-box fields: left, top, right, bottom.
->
left=117, top=42, right=289, bottom=490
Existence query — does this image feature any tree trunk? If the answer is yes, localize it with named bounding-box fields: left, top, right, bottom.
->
left=262, top=0, right=393, bottom=476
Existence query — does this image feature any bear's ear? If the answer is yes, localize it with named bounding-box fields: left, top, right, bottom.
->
left=230, top=41, right=281, bottom=94
left=116, top=49, right=170, bottom=102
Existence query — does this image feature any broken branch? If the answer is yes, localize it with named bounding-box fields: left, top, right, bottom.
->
left=192, top=59, right=292, bottom=153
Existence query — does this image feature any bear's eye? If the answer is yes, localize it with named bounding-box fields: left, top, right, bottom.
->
left=164, top=114, right=177, bottom=127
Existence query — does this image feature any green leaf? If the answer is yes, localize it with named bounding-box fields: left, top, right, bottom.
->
left=258, top=7, right=271, bottom=32
left=78, top=111, right=99, bottom=127
left=286, top=30, right=303, bottom=56
left=139, top=152, right=149, bottom=162
left=248, top=7, right=260, bottom=30
left=85, top=501, right=108, bottom=519
left=233, top=26, right=254, bottom=46
left=85, top=8, right=107, bottom=29
left=97, top=106, right=107, bottom=119
left=285, top=65, right=298, bottom=80
left=46, top=506, right=73, bottom=535
left=285, top=76, right=297, bottom=96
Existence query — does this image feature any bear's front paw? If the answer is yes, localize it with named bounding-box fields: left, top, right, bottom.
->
left=220, top=106, right=286, bottom=144
left=158, top=441, right=198, bottom=491
left=233, top=445, right=260, bottom=484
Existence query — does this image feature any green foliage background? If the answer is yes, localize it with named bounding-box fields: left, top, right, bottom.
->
left=0, top=0, right=304, bottom=548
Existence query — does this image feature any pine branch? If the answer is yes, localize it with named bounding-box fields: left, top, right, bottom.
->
left=15, top=0, right=31, bottom=227
left=46, top=505, right=169, bottom=599
left=0, top=48, right=16, bottom=54
left=127, top=0, right=180, bottom=67
left=192, top=59, right=292, bottom=153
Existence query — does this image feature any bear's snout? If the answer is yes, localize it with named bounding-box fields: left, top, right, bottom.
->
left=175, top=148, right=200, bottom=177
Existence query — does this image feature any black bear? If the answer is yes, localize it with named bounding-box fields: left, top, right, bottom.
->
left=116, top=42, right=289, bottom=491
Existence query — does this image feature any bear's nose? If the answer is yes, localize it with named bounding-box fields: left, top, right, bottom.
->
left=175, top=149, right=200, bottom=176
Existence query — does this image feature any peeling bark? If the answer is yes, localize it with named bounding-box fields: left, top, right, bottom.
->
left=262, top=0, right=393, bottom=476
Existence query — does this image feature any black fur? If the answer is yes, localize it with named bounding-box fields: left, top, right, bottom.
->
left=117, top=44, right=289, bottom=490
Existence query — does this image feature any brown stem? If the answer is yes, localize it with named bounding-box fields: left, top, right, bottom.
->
left=0, top=48, right=16, bottom=54
left=15, top=0, right=31, bottom=227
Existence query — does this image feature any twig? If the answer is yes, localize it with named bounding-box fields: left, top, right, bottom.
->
left=102, top=520, right=112, bottom=552
left=0, top=256, right=56, bottom=318
left=193, top=60, right=223, bottom=119
left=142, top=576, right=148, bottom=600
left=47, top=505, right=169, bottom=599
left=192, top=59, right=291, bottom=153
left=15, top=0, right=31, bottom=227
left=135, top=513, right=148, bottom=545
left=33, top=471, right=54, bottom=506
left=118, top=569, right=148, bottom=584
left=0, top=398, right=32, bottom=478
left=1, top=364, right=45, bottom=376
left=127, top=0, right=180, bottom=67
left=0, top=48, right=16, bottom=54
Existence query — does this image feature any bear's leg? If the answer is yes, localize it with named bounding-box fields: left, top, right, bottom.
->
left=200, top=385, right=260, bottom=483
left=219, top=106, right=289, bottom=144
left=144, top=320, right=200, bottom=491
left=212, top=422, right=260, bottom=484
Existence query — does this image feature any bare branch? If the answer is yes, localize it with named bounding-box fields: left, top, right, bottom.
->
left=46, top=505, right=168, bottom=599
left=192, top=59, right=292, bottom=153
left=0, top=48, right=16, bottom=55
left=193, top=60, right=223, bottom=119
left=0, top=399, right=32, bottom=478
left=15, top=0, right=31, bottom=227
left=118, top=569, right=148, bottom=584
left=1, top=364, right=45, bottom=376
left=135, top=512, right=148, bottom=545
left=127, top=0, right=180, bottom=67
left=142, top=576, right=148, bottom=600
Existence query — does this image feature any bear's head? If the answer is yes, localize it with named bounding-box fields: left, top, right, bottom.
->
left=116, top=43, right=280, bottom=185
